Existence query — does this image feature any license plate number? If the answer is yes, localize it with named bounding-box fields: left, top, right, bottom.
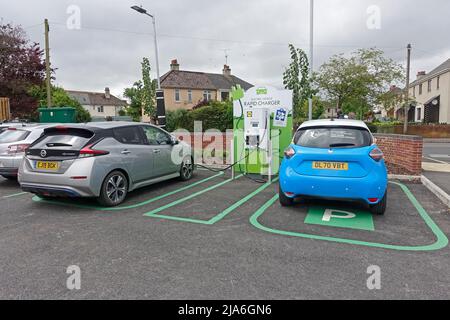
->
left=312, top=161, right=348, bottom=171
left=36, top=161, right=60, bottom=171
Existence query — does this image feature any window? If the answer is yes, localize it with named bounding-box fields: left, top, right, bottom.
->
left=413, top=86, right=416, bottom=97
left=203, top=90, right=212, bottom=101
left=437, top=76, right=440, bottom=90
left=113, top=126, right=144, bottom=145
left=419, top=84, right=423, bottom=95
left=142, top=126, right=172, bottom=145
left=294, top=127, right=372, bottom=149
left=175, top=89, right=180, bottom=102
left=0, top=129, right=30, bottom=144
left=97, top=106, right=104, bottom=113
left=187, top=90, right=193, bottom=103
left=221, top=91, right=229, bottom=101
left=428, top=80, right=432, bottom=92
left=417, top=108, right=422, bottom=121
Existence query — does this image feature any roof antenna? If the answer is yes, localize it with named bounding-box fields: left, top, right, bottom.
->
left=222, top=49, right=230, bottom=65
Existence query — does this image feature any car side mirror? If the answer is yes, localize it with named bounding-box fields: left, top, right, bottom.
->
left=171, top=136, right=179, bottom=145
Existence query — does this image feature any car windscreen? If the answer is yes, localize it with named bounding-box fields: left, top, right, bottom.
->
left=32, top=129, right=94, bottom=150
left=0, top=129, right=30, bottom=144
left=294, top=126, right=373, bottom=149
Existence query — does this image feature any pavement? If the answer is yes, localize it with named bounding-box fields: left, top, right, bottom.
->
left=0, top=169, right=450, bottom=299
left=422, top=142, right=450, bottom=201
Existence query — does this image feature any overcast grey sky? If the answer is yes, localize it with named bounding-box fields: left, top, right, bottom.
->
left=1, top=0, right=449, bottom=98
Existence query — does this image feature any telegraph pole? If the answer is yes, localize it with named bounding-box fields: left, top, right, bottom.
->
left=44, top=19, right=52, bottom=108
left=404, top=44, right=412, bottom=134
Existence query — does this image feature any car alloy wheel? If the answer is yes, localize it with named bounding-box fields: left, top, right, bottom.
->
left=106, top=174, right=127, bottom=204
left=181, top=157, right=193, bottom=180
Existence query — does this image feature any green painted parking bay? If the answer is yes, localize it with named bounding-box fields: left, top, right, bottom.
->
left=250, top=182, right=448, bottom=251
left=304, top=207, right=375, bottom=231
left=144, top=175, right=278, bottom=225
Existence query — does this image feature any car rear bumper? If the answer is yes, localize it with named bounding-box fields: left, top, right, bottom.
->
left=279, top=164, right=388, bottom=205
left=18, top=157, right=99, bottom=197
left=0, top=155, right=22, bottom=176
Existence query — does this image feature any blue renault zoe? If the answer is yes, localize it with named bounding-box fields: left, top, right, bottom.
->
left=279, top=119, right=388, bottom=215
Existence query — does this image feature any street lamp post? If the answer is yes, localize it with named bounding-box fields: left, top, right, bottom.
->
left=308, top=0, right=314, bottom=121
left=131, top=5, right=165, bottom=126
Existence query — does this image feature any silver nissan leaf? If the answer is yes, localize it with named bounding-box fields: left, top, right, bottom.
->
left=18, top=122, right=193, bottom=206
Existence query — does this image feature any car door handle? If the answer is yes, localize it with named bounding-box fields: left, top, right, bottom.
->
left=121, top=150, right=131, bottom=155
left=153, top=149, right=161, bottom=154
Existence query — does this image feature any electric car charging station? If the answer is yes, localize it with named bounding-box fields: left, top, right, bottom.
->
left=231, top=85, right=293, bottom=180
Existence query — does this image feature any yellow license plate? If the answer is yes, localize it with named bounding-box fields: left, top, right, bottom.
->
left=36, top=161, right=60, bottom=171
left=312, top=161, right=349, bottom=171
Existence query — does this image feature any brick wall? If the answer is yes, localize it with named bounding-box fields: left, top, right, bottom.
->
left=374, top=134, right=423, bottom=176
left=173, top=132, right=423, bottom=176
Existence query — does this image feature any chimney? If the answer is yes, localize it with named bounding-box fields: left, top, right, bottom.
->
left=417, top=71, right=427, bottom=79
left=170, top=59, right=180, bottom=71
left=105, top=87, right=110, bottom=99
left=223, top=64, right=231, bottom=77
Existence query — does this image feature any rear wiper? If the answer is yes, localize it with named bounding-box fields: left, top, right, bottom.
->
left=329, top=143, right=356, bottom=148
left=46, top=143, right=72, bottom=147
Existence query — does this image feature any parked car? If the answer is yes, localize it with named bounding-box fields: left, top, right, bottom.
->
left=19, top=122, right=194, bottom=206
left=0, top=125, right=54, bottom=180
left=279, top=119, right=388, bottom=215
left=0, top=122, right=37, bottom=134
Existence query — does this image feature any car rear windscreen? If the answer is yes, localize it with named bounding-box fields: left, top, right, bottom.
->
left=294, top=127, right=373, bottom=148
left=32, top=129, right=94, bottom=150
left=0, top=130, right=30, bottom=144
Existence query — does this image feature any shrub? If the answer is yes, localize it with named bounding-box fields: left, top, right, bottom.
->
left=166, top=101, right=232, bottom=132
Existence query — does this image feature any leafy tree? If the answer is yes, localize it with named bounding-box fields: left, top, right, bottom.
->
left=141, top=57, right=156, bottom=119
left=28, top=85, right=91, bottom=123
left=123, top=81, right=144, bottom=122
left=123, top=57, right=157, bottom=122
left=314, top=48, right=405, bottom=120
left=283, top=44, right=312, bottom=118
left=0, top=22, right=46, bottom=118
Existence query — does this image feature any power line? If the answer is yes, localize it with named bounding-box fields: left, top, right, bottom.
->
left=47, top=21, right=408, bottom=51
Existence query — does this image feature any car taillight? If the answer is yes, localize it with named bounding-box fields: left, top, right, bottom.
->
left=8, top=144, right=30, bottom=155
left=79, top=144, right=109, bottom=158
left=369, top=148, right=384, bottom=162
left=284, top=147, right=296, bottom=159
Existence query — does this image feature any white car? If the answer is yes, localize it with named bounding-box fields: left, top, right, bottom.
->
left=0, top=125, right=56, bottom=180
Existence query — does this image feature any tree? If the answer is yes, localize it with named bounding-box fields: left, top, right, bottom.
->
left=123, top=57, right=157, bottom=122
left=28, top=85, right=91, bottom=123
left=314, top=48, right=405, bottom=119
left=283, top=44, right=312, bottom=118
left=0, top=22, right=46, bottom=118
left=141, top=57, right=157, bottom=120
left=123, top=81, right=144, bottom=122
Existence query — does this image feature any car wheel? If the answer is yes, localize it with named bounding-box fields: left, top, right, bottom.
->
left=279, top=183, right=294, bottom=207
left=370, top=192, right=387, bottom=215
left=97, top=171, right=128, bottom=207
left=179, top=156, right=194, bottom=181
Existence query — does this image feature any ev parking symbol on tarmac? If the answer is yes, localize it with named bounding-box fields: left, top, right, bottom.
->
left=304, top=207, right=375, bottom=231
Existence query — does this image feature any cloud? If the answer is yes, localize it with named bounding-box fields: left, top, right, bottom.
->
left=1, top=0, right=449, bottom=97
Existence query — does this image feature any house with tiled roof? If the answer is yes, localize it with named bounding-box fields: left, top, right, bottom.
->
left=405, top=58, right=450, bottom=123
left=160, top=59, right=253, bottom=111
left=66, top=88, right=128, bottom=119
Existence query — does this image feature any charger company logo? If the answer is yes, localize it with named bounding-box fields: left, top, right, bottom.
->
left=40, top=150, right=47, bottom=158
left=256, top=87, right=268, bottom=95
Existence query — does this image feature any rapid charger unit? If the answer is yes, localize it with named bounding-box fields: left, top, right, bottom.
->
left=232, top=86, right=293, bottom=178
